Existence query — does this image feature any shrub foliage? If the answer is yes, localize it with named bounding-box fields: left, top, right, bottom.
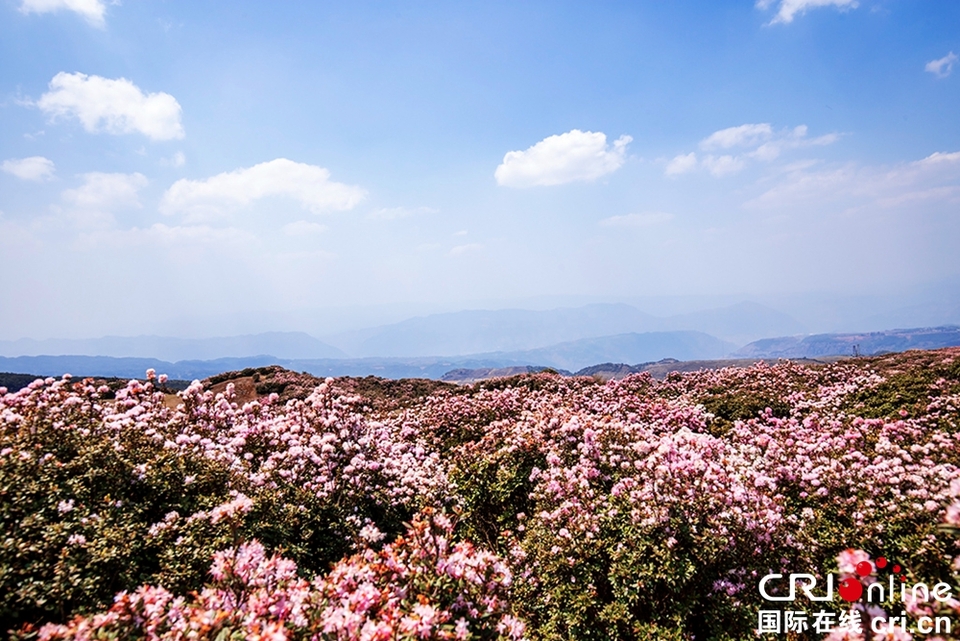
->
left=2, top=349, right=960, bottom=639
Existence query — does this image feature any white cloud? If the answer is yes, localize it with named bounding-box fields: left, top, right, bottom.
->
left=747, top=150, right=960, bottom=211
left=62, top=172, right=147, bottom=210
left=918, top=151, right=960, bottom=166
left=749, top=125, right=837, bottom=161
left=926, top=52, right=958, bottom=79
left=758, top=0, right=859, bottom=25
left=367, top=205, right=438, bottom=220
left=37, top=72, right=184, bottom=140
left=19, top=0, right=106, bottom=27
left=495, top=129, right=632, bottom=187
left=160, top=158, right=366, bottom=221
left=700, top=123, right=772, bottom=150
left=665, top=152, right=698, bottom=176
left=600, top=212, right=673, bottom=227
left=896, top=150, right=960, bottom=171
left=282, top=220, right=327, bottom=235
left=2, top=156, right=55, bottom=181
left=669, top=124, right=838, bottom=176
left=702, top=155, right=745, bottom=177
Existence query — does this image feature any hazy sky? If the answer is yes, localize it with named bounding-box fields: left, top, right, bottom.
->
left=1, top=0, right=959, bottom=339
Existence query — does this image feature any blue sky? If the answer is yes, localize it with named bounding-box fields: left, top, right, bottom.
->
left=1, top=0, right=959, bottom=339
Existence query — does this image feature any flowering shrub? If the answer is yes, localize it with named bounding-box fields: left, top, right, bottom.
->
left=0, top=374, right=440, bottom=633
left=36, top=510, right=523, bottom=641
left=3, top=348, right=960, bottom=639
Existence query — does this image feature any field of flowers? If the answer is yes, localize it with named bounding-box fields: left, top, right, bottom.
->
left=2, top=348, right=960, bottom=640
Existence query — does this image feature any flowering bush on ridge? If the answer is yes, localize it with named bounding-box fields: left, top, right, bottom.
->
left=3, top=348, right=960, bottom=639
left=36, top=510, right=523, bottom=641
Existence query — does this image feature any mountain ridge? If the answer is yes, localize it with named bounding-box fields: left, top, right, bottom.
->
left=0, top=329, right=734, bottom=381
left=0, top=332, right=346, bottom=361
left=734, top=326, right=960, bottom=359
left=323, top=301, right=803, bottom=357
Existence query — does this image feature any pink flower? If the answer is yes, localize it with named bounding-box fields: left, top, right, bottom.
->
left=838, top=548, right=871, bottom=578
left=66, top=533, right=86, bottom=546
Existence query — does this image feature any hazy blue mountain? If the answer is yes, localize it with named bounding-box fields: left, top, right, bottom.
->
left=7, top=326, right=959, bottom=383
left=0, top=330, right=733, bottom=381
left=664, top=301, right=806, bottom=347
left=0, top=355, right=182, bottom=380
left=734, top=326, right=960, bottom=359
left=325, top=301, right=802, bottom=357
left=0, top=332, right=346, bottom=361
left=328, top=304, right=660, bottom=357
left=0, top=354, right=520, bottom=382
left=755, top=280, right=960, bottom=335
left=0, top=302, right=806, bottom=362
left=500, top=331, right=737, bottom=371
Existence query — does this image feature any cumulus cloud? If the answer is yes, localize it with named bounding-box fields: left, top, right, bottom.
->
left=926, top=52, right=958, bottom=79
left=2, top=156, right=55, bottom=181
left=665, top=152, right=698, bottom=176
left=18, top=0, right=106, bottom=27
left=62, top=172, right=147, bottom=210
left=666, top=124, right=837, bottom=177
left=757, top=0, right=858, bottom=25
left=37, top=72, right=184, bottom=140
left=160, top=158, right=366, bottom=221
left=495, top=129, right=632, bottom=187
left=600, top=212, right=673, bottom=228
left=55, top=172, right=148, bottom=229
left=702, top=155, right=746, bottom=177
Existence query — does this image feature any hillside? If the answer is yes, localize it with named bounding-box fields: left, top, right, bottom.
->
left=3, top=348, right=960, bottom=639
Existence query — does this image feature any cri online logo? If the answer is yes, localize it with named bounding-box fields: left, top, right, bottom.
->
left=837, top=556, right=903, bottom=602
left=760, top=555, right=953, bottom=604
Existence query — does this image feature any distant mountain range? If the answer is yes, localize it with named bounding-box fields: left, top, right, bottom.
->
left=2, top=297, right=959, bottom=386
left=0, top=332, right=346, bottom=362
left=479, top=331, right=735, bottom=371
left=734, top=326, right=960, bottom=358
left=325, top=301, right=804, bottom=356
left=0, top=354, right=507, bottom=382
left=0, top=330, right=734, bottom=381
left=0, top=301, right=800, bottom=364
left=3, top=325, right=960, bottom=384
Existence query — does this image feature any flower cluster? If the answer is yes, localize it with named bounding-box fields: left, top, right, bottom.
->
left=4, top=347, right=960, bottom=639
left=38, top=511, right=523, bottom=641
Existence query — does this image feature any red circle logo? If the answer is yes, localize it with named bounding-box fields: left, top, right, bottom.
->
left=839, top=577, right=863, bottom=602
